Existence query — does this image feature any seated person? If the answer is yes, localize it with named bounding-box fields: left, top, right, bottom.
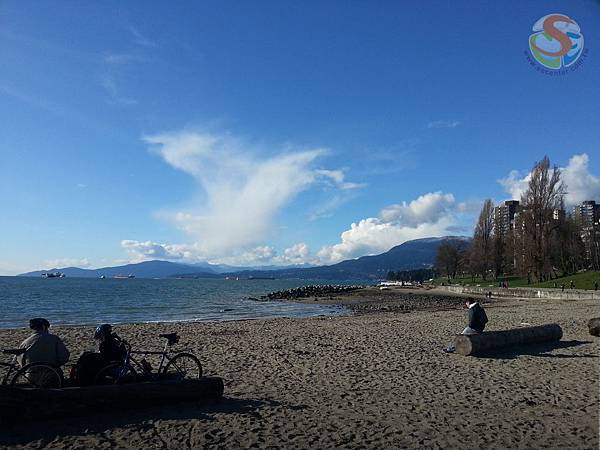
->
left=72, top=324, right=126, bottom=385
left=461, top=299, right=488, bottom=335
left=93, top=324, right=126, bottom=362
left=444, top=299, right=488, bottom=352
left=19, top=318, right=70, bottom=369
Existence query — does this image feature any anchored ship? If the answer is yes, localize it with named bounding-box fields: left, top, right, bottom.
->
left=42, top=272, right=65, bottom=278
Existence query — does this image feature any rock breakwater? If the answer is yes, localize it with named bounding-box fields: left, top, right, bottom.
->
left=260, top=284, right=367, bottom=301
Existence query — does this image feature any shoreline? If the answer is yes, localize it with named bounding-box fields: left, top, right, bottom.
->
left=1, top=294, right=597, bottom=448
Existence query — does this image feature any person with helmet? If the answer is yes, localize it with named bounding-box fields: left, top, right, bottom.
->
left=94, top=324, right=126, bottom=362
left=72, top=323, right=126, bottom=385
left=18, top=318, right=70, bottom=368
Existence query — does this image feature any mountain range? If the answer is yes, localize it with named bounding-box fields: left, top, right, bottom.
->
left=19, top=236, right=470, bottom=280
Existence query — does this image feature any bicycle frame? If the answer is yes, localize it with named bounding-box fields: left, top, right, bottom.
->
left=117, top=338, right=189, bottom=379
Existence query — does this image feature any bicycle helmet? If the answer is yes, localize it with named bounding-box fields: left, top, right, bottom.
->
left=94, top=323, right=113, bottom=340
left=29, top=318, right=50, bottom=330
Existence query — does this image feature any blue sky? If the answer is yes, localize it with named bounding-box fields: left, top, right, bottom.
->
left=1, top=1, right=599, bottom=274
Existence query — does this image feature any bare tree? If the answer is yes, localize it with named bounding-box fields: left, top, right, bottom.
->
left=492, top=231, right=505, bottom=279
left=470, top=199, right=495, bottom=280
left=519, top=156, right=564, bottom=282
left=435, top=239, right=468, bottom=281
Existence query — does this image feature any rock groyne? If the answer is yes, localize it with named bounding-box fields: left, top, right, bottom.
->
left=260, top=284, right=367, bottom=301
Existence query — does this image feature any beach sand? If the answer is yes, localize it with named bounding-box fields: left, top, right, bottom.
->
left=0, top=290, right=598, bottom=449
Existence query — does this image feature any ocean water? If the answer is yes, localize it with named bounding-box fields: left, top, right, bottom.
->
left=0, top=277, right=361, bottom=329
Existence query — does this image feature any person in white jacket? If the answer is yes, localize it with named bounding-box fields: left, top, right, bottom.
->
left=18, top=318, right=70, bottom=368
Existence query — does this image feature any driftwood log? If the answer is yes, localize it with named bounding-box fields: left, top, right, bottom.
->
left=0, top=377, right=224, bottom=422
left=589, top=318, right=600, bottom=337
left=455, top=324, right=563, bottom=356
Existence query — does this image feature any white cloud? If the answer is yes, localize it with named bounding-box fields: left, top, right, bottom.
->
left=204, top=243, right=313, bottom=266
left=44, top=258, right=91, bottom=269
left=380, top=192, right=456, bottom=227
left=427, top=120, right=461, bottom=129
left=315, top=169, right=367, bottom=190
left=142, top=130, right=362, bottom=259
left=497, top=170, right=531, bottom=201
left=561, top=154, right=600, bottom=205
left=121, top=240, right=195, bottom=262
left=122, top=190, right=465, bottom=267
left=213, top=246, right=277, bottom=266
left=316, top=217, right=453, bottom=265
left=498, top=153, right=599, bottom=205
left=316, top=191, right=461, bottom=264
left=276, top=243, right=311, bottom=265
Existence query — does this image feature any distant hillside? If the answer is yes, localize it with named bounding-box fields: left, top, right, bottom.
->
left=19, top=259, right=314, bottom=279
left=19, top=260, right=219, bottom=279
left=187, top=236, right=472, bottom=280
left=19, top=236, right=471, bottom=280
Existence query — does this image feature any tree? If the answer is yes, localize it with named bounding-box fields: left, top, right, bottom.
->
left=470, top=199, right=495, bottom=280
left=519, top=156, right=564, bottom=282
left=492, top=231, right=506, bottom=279
left=549, top=198, right=586, bottom=277
left=435, top=239, right=468, bottom=281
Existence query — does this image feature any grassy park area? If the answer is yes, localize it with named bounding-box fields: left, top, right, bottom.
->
left=432, top=271, right=600, bottom=290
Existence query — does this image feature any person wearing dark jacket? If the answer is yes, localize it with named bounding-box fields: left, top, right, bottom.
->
left=95, top=324, right=126, bottom=362
left=461, top=299, right=488, bottom=335
left=72, top=324, right=126, bottom=385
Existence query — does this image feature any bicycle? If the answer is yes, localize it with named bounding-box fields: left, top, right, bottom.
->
left=94, top=332, right=202, bottom=384
left=1, top=348, right=63, bottom=389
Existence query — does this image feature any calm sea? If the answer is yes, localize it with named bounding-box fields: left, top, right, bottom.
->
left=0, top=277, right=362, bottom=329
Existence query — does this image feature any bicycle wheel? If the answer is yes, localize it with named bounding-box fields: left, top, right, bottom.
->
left=162, top=353, right=202, bottom=380
left=94, top=363, right=137, bottom=385
left=11, top=362, right=63, bottom=389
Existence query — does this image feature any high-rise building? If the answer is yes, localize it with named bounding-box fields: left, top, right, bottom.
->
left=572, top=200, right=600, bottom=229
left=494, top=200, right=521, bottom=236
left=572, top=200, right=600, bottom=270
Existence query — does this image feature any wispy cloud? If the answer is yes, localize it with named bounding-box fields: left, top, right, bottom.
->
left=140, top=129, right=363, bottom=259
left=356, top=139, right=420, bottom=176
left=98, top=23, right=157, bottom=106
left=308, top=193, right=357, bottom=221
left=103, top=52, right=149, bottom=65
left=100, top=75, right=138, bottom=105
left=0, top=84, right=64, bottom=116
left=128, top=25, right=159, bottom=48
left=315, top=169, right=367, bottom=190
left=427, top=119, right=461, bottom=129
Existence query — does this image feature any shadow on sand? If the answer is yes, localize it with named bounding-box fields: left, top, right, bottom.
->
left=0, top=397, right=305, bottom=446
left=478, top=340, right=596, bottom=360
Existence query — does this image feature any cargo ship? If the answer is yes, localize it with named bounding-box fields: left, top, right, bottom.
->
left=42, top=272, right=65, bottom=278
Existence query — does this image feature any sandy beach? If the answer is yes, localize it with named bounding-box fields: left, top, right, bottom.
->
left=0, top=289, right=598, bottom=449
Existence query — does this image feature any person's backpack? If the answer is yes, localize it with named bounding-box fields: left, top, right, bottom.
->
left=71, top=351, right=105, bottom=385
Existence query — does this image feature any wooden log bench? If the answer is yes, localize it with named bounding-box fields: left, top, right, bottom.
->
left=589, top=318, right=600, bottom=337
left=454, top=324, right=563, bottom=356
left=0, top=377, right=224, bottom=422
